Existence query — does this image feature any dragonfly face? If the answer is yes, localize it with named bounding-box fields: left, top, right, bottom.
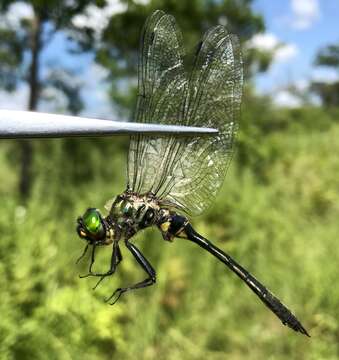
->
left=77, top=193, right=160, bottom=245
left=77, top=208, right=107, bottom=244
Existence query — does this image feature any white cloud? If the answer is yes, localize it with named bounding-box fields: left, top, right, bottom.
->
left=80, top=64, right=114, bottom=119
left=0, top=1, right=34, bottom=29
left=40, top=63, right=114, bottom=118
left=248, top=33, right=298, bottom=63
left=0, top=85, right=28, bottom=110
left=40, top=87, right=69, bottom=113
left=290, top=0, right=320, bottom=30
left=0, top=64, right=113, bottom=118
left=273, top=90, right=302, bottom=108
left=72, top=0, right=127, bottom=37
left=134, top=0, right=150, bottom=4
left=311, top=68, right=339, bottom=83
left=275, top=43, right=299, bottom=62
left=294, top=78, right=309, bottom=92
left=249, top=33, right=279, bottom=51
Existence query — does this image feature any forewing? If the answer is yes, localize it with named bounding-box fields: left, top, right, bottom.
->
left=127, top=10, right=187, bottom=194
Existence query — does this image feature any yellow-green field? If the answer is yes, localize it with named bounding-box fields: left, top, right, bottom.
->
left=1, top=105, right=338, bottom=359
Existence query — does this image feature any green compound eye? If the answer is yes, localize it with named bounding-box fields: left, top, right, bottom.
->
left=83, top=209, right=101, bottom=234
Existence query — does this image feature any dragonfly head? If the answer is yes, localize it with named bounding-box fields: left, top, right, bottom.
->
left=77, top=208, right=106, bottom=243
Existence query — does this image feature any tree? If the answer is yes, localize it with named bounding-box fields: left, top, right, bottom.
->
left=311, top=43, right=339, bottom=107
left=0, top=0, right=94, bottom=199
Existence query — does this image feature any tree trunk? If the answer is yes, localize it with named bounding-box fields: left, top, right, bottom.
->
left=19, top=12, right=42, bottom=200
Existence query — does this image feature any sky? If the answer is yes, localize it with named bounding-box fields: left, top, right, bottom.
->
left=252, top=0, right=339, bottom=106
left=0, top=0, right=338, bottom=115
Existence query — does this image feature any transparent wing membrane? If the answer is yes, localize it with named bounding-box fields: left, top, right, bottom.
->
left=127, top=10, right=243, bottom=216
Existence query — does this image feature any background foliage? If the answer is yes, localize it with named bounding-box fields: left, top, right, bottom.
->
left=0, top=1, right=339, bottom=359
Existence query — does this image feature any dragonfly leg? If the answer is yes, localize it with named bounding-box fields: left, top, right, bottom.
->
left=105, top=239, right=156, bottom=305
left=92, top=245, right=123, bottom=290
left=79, top=243, right=122, bottom=281
left=75, top=243, right=89, bottom=264
left=159, top=214, right=310, bottom=337
left=79, top=244, right=97, bottom=278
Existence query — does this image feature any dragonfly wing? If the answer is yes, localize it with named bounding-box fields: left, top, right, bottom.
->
left=128, top=12, right=243, bottom=216
left=127, top=10, right=187, bottom=194
left=161, top=26, right=243, bottom=215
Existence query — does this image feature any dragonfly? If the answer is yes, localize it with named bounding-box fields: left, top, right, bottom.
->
left=76, top=10, right=309, bottom=337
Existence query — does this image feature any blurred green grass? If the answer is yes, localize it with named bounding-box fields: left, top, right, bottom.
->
left=0, top=106, right=339, bottom=359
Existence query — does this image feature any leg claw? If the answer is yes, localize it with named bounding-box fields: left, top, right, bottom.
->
left=92, top=276, right=106, bottom=290
left=79, top=273, right=91, bottom=279
left=105, top=288, right=125, bottom=305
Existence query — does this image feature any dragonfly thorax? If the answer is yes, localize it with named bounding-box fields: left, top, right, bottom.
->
left=106, top=192, right=161, bottom=240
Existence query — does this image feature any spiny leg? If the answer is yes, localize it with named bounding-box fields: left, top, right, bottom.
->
left=79, top=244, right=97, bottom=278
left=75, top=243, right=89, bottom=264
left=92, top=244, right=123, bottom=290
left=106, top=239, right=156, bottom=305
left=160, top=214, right=310, bottom=337
left=80, top=243, right=122, bottom=280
